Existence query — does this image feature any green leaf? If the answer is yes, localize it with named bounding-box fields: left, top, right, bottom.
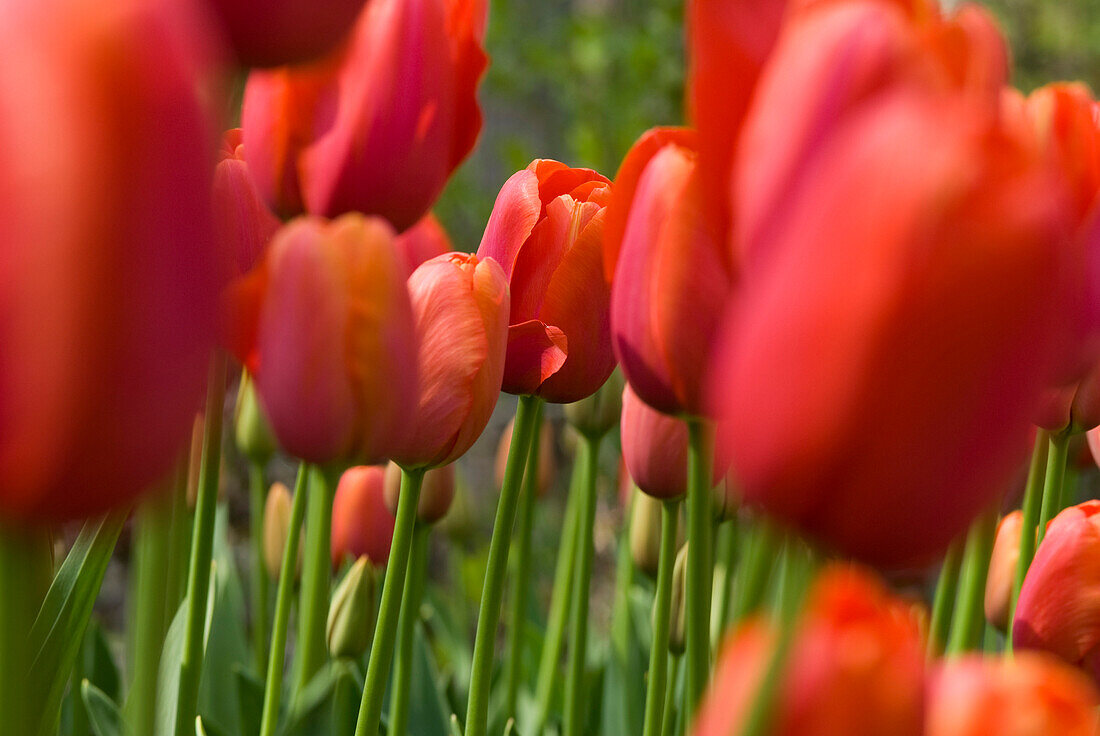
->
left=82, top=679, right=130, bottom=736
left=233, top=665, right=264, bottom=736
left=195, top=716, right=208, bottom=736
left=155, top=566, right=218, bottom=736
left=448, top=714, right=463, bottom=736
left=405, top=624, right=451, bottom=736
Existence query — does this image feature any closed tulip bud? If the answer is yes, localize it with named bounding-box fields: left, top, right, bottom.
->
left=494, top=416, right=556, bottom=499
left=263, top=481, right=300, bottom=578
left=214, top=129, right=280, bottom=280
left=326, top=556, right=378, bottom=659
left=396, top=214, right=453, bottom=273
left=331, top=466, right=395, bottom=568
left=629, top=489, right=664, bottom=578
left=234, top=372, right=278, bottom=464
left=927, top=653, right=1100, bottom=736
left=1014, top=501, right=1100, bottom=682
left=984, top=510, right=1024, bottom=632
left=390, top=253, right=509, bottom=469
left=383, top=462, right=455, bottom=525
left=564, top=369, right=624, bottom=439
left=668, top=542, right=689, bottom=656
left=477, top=160, right=615, bottom=402
left=692, top=567, right=925, bottom=736
left=225, top=214, right=418, bottom=465
left=712, top=477, right=738, bottom=523
left=242, top=0, right=488, bottom=230
left=204, top=0, right=368, bottom=67
left=186, top=414, right=228, bottom=510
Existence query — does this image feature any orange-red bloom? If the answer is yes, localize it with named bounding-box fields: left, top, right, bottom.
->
left=692, top=566, right=925, bottom=736
left=204, top=0, right=368, bottom=67
left=927, top=653, right=1100, bottom=736
left=985, top=510, right=1023, bottom=632
left=331, top=466, right=395, bottom=568
left=477, top=160, right=615, bottom=402
left=396, top=213, right=453, bottom=274
left=0, top=0, right=220, bottom=521
left=227, top=214, right=418, bottom=465
left=241, top=0, right=488, bottom=231
left=214, top=128, right=280, bottom=279
left=388, top=252, right=509, bottom=468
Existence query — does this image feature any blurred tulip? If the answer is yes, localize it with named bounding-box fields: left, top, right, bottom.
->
left=383, top=461, right=455, bottom=524
left=477, top=159, right=615, bottom=402
left=396, top=213, right=453, bottom=273
left=389, top=253, right=509, bottom=468
left=494, top=415, right=556, bottom=498
left=327, top=556, right=378, bottom=659
left=214, top=129, right=280, bottom=280
left=984, top=510, right=1023, bottom=632
left=263, top=481, right=300, bottom=578
left=0, top=0, right=221, bottom=521
left=205, top=0, right=368, bottom=67
left=605, top=128, right=732, bottom=416
left=927, top=653, right=1100, bottom=736
left=692, top=566, right=925, bottom=736
left=1014, top=500, right=1100, bottom=682
left=241, top=0, right=488, bottom=230
left=331, top=466, right=395, bottom=568
left=628, top=489, right=664, bottom=578
left=564, top=369, right=624, bottom=439
left=234, top=371, right=278, bottom=464
left=185, top=413, right=227, bottom=509
left=226, top=214, right=418, bottom=465
left=669, top=542, right=689, bottom=656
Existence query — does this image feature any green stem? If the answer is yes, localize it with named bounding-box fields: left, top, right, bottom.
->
left=927, top=539, right=963, bottom=658
left=643, top=499, right=682, bottom=736
left=711, top=520, right=737, bottom=645
left=730, top=520, right=779, bottom=624
left=945, top=510, right=998, bottom=656
left=503, top=402, right=544, bottom=718
left=174, top=353, right=227, bottom=736
left=294, top=466, right=337, bottom=697
left=463, top=395, right=542, bottom=736
left=388, top=522, right=431, bottom=736
left=249, top=461, right=270, bottom=678
left=258, top=464, right=309, bottom=736
left=531, top=453, right=584, bottom=734
left=1036, top=432, right=1069, bottom=549
left=353, top=467, right=425, bottom=736
left=660, top=655, right=681, bottom=736
left=0, top=523, right=50, bottom=734
left=1008, top=430, right=1049, bottom=652
left=165, top=460, right=191, bottom=614
left=73, top=635, right=88, bottom=736
left=684, top=418, right=715, bottom=713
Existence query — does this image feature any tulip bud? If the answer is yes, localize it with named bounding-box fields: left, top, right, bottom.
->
left=234, top=372, right=278, bottom=464
left=713, top=473, right=738, bottom=523
left=263, top=481, right=300, bottom=578
left=327, top=556, right=378, bottom=659
left=186, top=413, right=228, bottom=510
left=495, top=417, right=556, bottom=499
left=564, top=369, right=624, bottom=439
left=984, top=510, right=1023, bottom=632
left=383, top=462, right=455, bottom=525
left=668, top=542, right=689, bottom=656
left=331, top=466, right=395, bottom=568
left=629, top=489, right=664, bottom=578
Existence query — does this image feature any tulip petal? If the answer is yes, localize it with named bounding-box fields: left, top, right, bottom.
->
left=503, top=320, right=568, bottom=397
left=478, top=166, right=543, bottom=277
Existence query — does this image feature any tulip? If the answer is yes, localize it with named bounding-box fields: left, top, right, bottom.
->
left=327, top=556, right=379, bottom=659
left=628, top=489, right=665, bottom=578
left=477, top=159, right=615, bottom=402
left=494, top=416, right=556, bottom=499
left=389, top=252, right=509, bottom=469
left=263, top=481, right=299, bottom=578
left=185, top=413, right=227, bottom=509
left=984, top=510, right=1023, bottom=632
left=214, top=129, right=280, bottom=280
left=564, top=368, right=625, bottom=439
left=234, top=371, right=278, bottom=464
left=1014, top=500, right=1100, bottom=682
left=0, top=0, right=220, bottom=522
left=692, top=566, right=925, bottom=736
left=927, top=653, right=1100, bottom=736
left=204, top=0, right=368, bottom=67
left=241, top=0, right=488, bottom=230
left=605, top=128, right=732, bottom=416
left=383, top=461, right=455, bottom=524
left=226, top=214, right=418, bottom=465
left=396, top=213, right=453, bottom=273
left=668, top=542, right=689, bottom=656
left=331, top=466, right=396, bottom=568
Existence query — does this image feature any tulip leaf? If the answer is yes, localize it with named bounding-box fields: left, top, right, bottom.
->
left=449, top=714, right=463, bottom=736
left=154, top=565, right=218, bottom=736
left=82, top=679, right=130, bottom=736
left=405, top=623, right=451, bottom=736
left=233, top=664, right=264, bottom=736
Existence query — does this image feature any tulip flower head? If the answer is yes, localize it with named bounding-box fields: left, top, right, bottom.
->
left=331, top=466, right=396, bottom=568
left=204, top=0, right=368, bottom=67
left=263, top=481, right=300, bottom=578
left=214, top=128, right=280, bottom=280
left=396, top=213, right=454, bottom=273
left=984, top=510, right=1024, bottom=632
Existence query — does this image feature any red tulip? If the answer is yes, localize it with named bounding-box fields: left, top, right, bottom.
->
left=927, top=653, right=1100, bottom=736
left=388, top=252, right=509, bottom=468
left=331, top=466, right=395, bottom=567
left=396, top=213, right=453, bottom=273
left=383, top=461, right=455, bottom=524
left=204, top=0, right=368, bottom=67
left=984, top=510, right=1023, bottom=632
left=241, top=0, right=488, bottom=231
left=226, top=214, right=418, bottom=464
left=477, top=160, right=615, bottom=402
left=605, top=128, right=732, bottom=416
left=214, top=128, right=280, bottom=279
left=692, top=565, right=925, bottom=736
left=1014, top=500, right=1100, bottom=683
left=0, top=0, right=220, bottom=521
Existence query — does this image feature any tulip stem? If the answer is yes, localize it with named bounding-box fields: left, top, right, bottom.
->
left=1008, top=430, right=1048, bottom=651
left=643, top=499, right=682, bottom=736
left=388, top=521, right=432, bottom=736
left=730, top=520, right=780, bottom=624
left=0, top=522, right=52, bottom=735
left=946, top=509, right=998, bottom=656
left=463, top=395, right=541, bottom=736
left=174, top=353, right=227, bottom=736
left=1036, top=431, right=1070, bottom=550
left=354, top=466, right=425, bottom=736
left=258, top=464, right=309, bottom=736
left=165, top=460, right=191, bottom=614
left=684, top=418, right=715, bottom=714
left=712, top=520, right=737, bottom=645
left=249, top=460, right=270, bottom=678
left=660, top=654, right=682, bottom=736
left=927, top=538, right=963, bottom=658
left=531, top=451, right=584, bottom=734
left=294, top=466, right=337, bottom=698
left=503, top=402, right=545, bottom=719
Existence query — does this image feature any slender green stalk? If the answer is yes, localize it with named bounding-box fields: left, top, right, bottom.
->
left=684, top=418, right=715, bottom=713
left=946, top=510, right=998, bottom=656
left=660, top=655, right=681, bottom=736
left=503, top=402, right=545, bottom=718
left=72, top=636, right=88, bottom=736
left=711, top=520, right=737, bottom=645
left=258, top=464, right=309, bottom=736
left=609, top=490, right=637, bottom=661
left=927, top=539, right=963, bottom=658
left=248, top=460, right=270, bottom=678
left=1036, top=432, right=1070, bottom=550
left=0, top=523, right=50, bottom=734
left=165, top=460, right=191, bottom=613
left=1008, top=430, right=1049, bottom=651
left=294, top=466, right=337, bottom=696
left=563, top=434, right=602, bottom=736
left=643, top=500, right=682, bottom=736
left=463, top=395, right=542, bottom=736
left=531, top=456, right=584, bottom=734
left=353, top=467, right=425, bottom=736
left=730, top=521, right=779, bottom=624
left=388, top=522, right=432, bottom=736
left=174, top=354, right=227, bottom=736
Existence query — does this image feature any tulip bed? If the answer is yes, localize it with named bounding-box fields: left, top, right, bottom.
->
left=5, top=0, right=1100, bottom=735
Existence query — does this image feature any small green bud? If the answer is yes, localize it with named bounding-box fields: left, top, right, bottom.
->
left=629, top=488, right=664, bottom=578
left=235, top=371, right=278, bottom=464
left=563, top=368, right=624, bottom=439
left=327, top=556, right=378, bottom=659
left=669, top=542, right=689, bottom=656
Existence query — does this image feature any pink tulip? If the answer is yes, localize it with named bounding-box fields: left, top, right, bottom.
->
left=204, top=0, right=368, bottom=67
left=331, top=466, right=395, bottom=567
left=214, top=128, right=280, bottom=279
left=396, top=213, right=453, bottom=273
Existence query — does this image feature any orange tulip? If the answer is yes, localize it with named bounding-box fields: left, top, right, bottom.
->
left=227, top=214, right=418, bottom=464
left=0, top=0, right=220, bottom=521
left=214, top=128, right=280, bottom=279
left=204, top=0, right=368, bottom=67
left=984, top=510, right=1023, bottom=632
left=331, top=466, right=395, bottom=568
left=477, top=160, right=615, bottom=402
left=383, top=461, right=455, bottom=524
left=241, top=0, right=488, bottom=231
